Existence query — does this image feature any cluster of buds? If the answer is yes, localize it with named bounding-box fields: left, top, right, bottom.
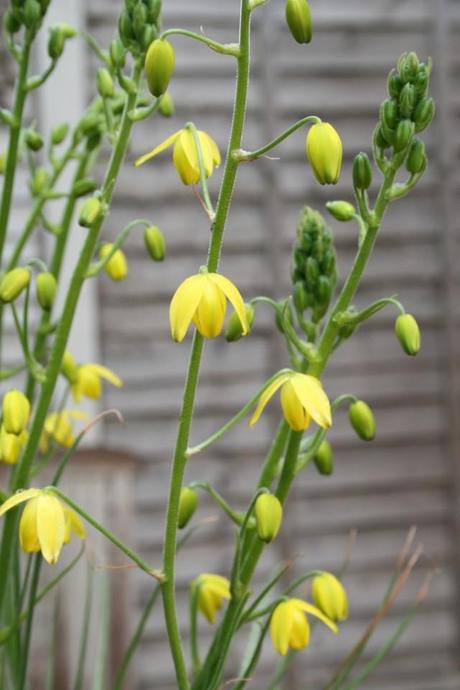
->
left=3, top=0, right=50, bottom=38
left=291, top=207, right=337, bottom=332
left=0, top=390, right=30, bottom=465
left=118, top=0, right=162, bottom=57
left=0, top=267, right=56, bottom=312
left=376, top=52, right=434, bottom=168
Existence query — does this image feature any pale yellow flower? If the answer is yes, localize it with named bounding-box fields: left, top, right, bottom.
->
left=270, top=598, right=337, bottom=656
left=39, top=409, right=88, bottom=453
left=193, top=573, right=231, bottom=624
left=312, top=572, right=349, bottom=622
left=306, top=122, right=342, bottom=185
left=70, top=364, right=123, bottom=403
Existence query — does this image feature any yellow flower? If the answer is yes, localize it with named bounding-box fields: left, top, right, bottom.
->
left=70, top=363, right=123, bottom=403
left=193, top=573, right=231, bottom=624
left=39, top=409, right=88, bottom=453
left=270, top=598, right=337, bottom=656
left=134, top=127, right=221, bottom=186
left=0, top=489, right=85, bottom=565
left=249, top=370, right=331, bottom=431
left=170, top=271, right=248, bottom=342
left=311, top=572, right=348, bottom=622
left=2, top=389, right=30, bottom=435
left=306, top=122, right=342, bottom=185
left=99, top=243, right=128, bottom=282
left=0, top=426, right=27, bottom=465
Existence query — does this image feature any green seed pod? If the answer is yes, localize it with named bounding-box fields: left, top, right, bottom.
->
left=352, top=152, right=373, bottom=190
left=4, top=8, right=22, bottom=33
left=36, top=272, right=57, bottom=311
left=393, top=119, right=414, bottom=152
left=285, top=0, right=312, bottom=44
left=178, top=487, right=198, bottom=529
left=25, top=129, right=44, bottom=152
left=96, top=68, right=114, bottom=99
left=387, top=69, right=403, bottom=98
left=380, top=99, right=398, bottom=131
left=78, top=197, right=103, bottom=228
left=30, top=167, right=49, bottom=196
left=406, top=138, right=426, bottom=174
left=254, top=493, right=283, bottom=543
left=2, top=389, right=30, bottom=435
left=109, top=38, right=126, bottom=69
left=413, top=97, right=435, bottom=132
left=225, top=303, right=254, bottom=342
left=144, top=39, right=175, bottom=98
left=144, top=225, right=165, bottom=261
left=349, top=400, right=376, bottom=442
left=399, top=83, right=417, bottom=118
left=48, top=26, right=65, bottom=59
left=159, top=92, right=175, bottom=117
left=72, top=178, right=99, bottom=198
left=314, top=440, right=333, bottom=475
left=399, top=51, right=419, bottom=83
left=395, top=313, right=421, bottom=356
left=23, top=0, right=41, bottom=29
left=51, top=122, right=69, bottom=145
left=0, top=268, right=31, bottom=303
left=326, top=200, right=355, bottom=222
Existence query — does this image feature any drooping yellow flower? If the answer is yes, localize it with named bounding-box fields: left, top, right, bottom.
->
left=311, top=572, right=348, bottom=622
left=306, top=122, right=342, bottom=185
left=0, top=426, right=27, bottom=465
left=170, top=271, right=248, bottom=342
left=193, top=573, right=231, bottom=624
left=270, top=598, right=337, bottom=656
left=134, top=127, right=221, bottom=185
left=39, top=409, right=88, bottom=453
left=2, top=389, right=30, bottom=435
left=99, top=243, right=128, bottom=281
left=249, top=370, right=331, bottom=431
left=70, top=363, right=123, bottom=403
left=0, top=489, right=85, bottom=565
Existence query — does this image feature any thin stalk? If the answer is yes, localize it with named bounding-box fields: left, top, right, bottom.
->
left=18, top=553, right=41, bottom=690
left=189, top=586, right=200, bottom=676
left=161, top=29, right=240, bottom=57
left=233, top=115, right=320, bottom=161
left=72, top=565, right=94, bottom=690
left=190, top=482, right=243, bottom=526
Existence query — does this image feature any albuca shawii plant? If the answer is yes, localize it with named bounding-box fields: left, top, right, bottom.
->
left=0, top=0, right=435, bottom=688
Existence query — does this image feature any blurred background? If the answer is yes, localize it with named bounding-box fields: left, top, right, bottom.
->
left=1, top=0, right=459, bottom=688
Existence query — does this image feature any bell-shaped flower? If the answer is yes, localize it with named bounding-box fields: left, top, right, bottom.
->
left=270, top=598, right=337, bottom=656
left=170, top=270, right=248, bottom=342
left=311, top=572, right=349, bottom=622
left=193, top=573, right=231, bottom=624
left=39, top=409, right=88, bottom=453
left=70, top=363, right=123, bottom=403
left=2, top=389, right=30, bottom=435
left=249, top=370, right=331, bottom=431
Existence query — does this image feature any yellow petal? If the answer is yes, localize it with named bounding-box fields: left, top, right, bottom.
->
left=291, top=598, right=338, bottom=634
left=248, top=373, right=289, bottom=428
left=19, top=498, right=40, bottom=553
left=280, top=380, right=311, bottom=431
left=169, top=274, right=206, bottom=342
left=0, top=488, right=41, bottom=516
left=192, top=278, right=226, bottom=338
left=208, top=273, right=248, bottom=336
left=270, top=601, right=294, bottom=656
left=134, top=129, right=182, bottom=167
left=199, top=131, right=221, bottom=168
left=290, top=374, right=332, bottom=428
left=290, top=607, right=310, bottom=650
left=173, top=130, right=200, bottom=185
left=86, top=364, right=123, bottom=389
left=36, top=495, right=66, bottom=565
left=67, top=507, right=86, bottom=540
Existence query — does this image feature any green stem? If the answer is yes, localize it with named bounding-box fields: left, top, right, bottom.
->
left=233, top=115, right=320, bottom=161
left=189, top=587, right=201, bottom=676
left=18, top=553, right=41, bottom=690
left=190, top=482, right=243, bottom=526
left=161, top=29, right=240, bottom=57
left=188, top=123, right=215, bottom=220
left=72, top=565, right=94, bottom=690
left=86, top=218, right=151, bottom=278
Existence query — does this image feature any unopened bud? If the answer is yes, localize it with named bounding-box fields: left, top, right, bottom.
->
left=254, top=493, right=283, bottom=543
left=413, top=97, right=435, bottom=132
left=51, top=122, right=69, bottom=145
left=380, top=99, right=398, bottom=131
left=78, top=197, right=103, bottom=228
left=314, top=440, right=333, bottom=475
left=48, top=26, right=65, bottom=59
left=387, top=69, right=403, bottom=99
left=225, top=303, right=254, bottom=342
left=293, top=281, right=309, bottom=312
left=144, top=39, right=175, bottom=98
left=58, top=23, right=77, bottom=39
left=0, top=426, right=22, bottom=464
left=109, top=39, right=126, bottom=69
left=23, top=0, right=41, bottom=29
left=178, top=487, right=198, bottom=529
left=349, top=400, right=376, bottom=442
left=30, top=167, right=49, bottom=196
left=326, top=200, right=355, bottom=222
left=72, top=178, right=99, bottom=198
left=0, top=268, right=31, bottom=303
left=118, top=10, right=134, bottom=46
left=144, top=225, right=165, bottom=261
left=285, top=0, right=312, bottom=44
left=352, top=152, right=372, bottom=190
left=395, top=313, right=420, bottom=356
left=406, top=139, right=426, bottom=174
left=2, top=390, right=30, bottom=435
left=99, top=243, right=128, bottom=281
left=312, top=572, right=348, bottom=622
left=61, top=351, right=79, bottom=384
left=399, top=83, right=416, bottom=118
left=393, top=119, right=414, bottom=152
left=36, top=272, right=57, bottom=311
left=96, top=68, right=114, bottom=99
left=25, top=129, right=44, bottom=152
left=306, top=122, right=342, bottom=185
left=4, top=9, right=22, bottom=34
left=159, top=92, right=175, bottom=117
left=399, top=51, right=419, bottom=83
left=414, top=65, right=429, bottom=97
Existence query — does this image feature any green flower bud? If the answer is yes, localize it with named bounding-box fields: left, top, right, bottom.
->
left=4, top=9, right=22, bottom=34
left=118, top=10, right=134, bottom=45
left=147, top=0, right=162, bottom=23
left=79, top=112, right=102, bottom=137
left=254, top=493, right=283, bottom=543
left=48, top=26, right=65, bottom=59
left=23, top=0, right=42, bottom=29
left=109, top=38, right=126, bottom=69
left=379, top=120, right=395, bottom=146
left=393, top=119, right=414, bottom=152
left=96, top=68, right=114, bottom=99
left=2, top=389, right=30, bottom=435
left=395, top=313, right=421, bottom=356
left=159, top=92, right=175, bottom=117
left=398, top=83, right=416, bottom=118
left=140, top=25, right=158, bottom=52
left=374, top=126, right=390, bottom=149
left=326, top=200, right=355, bottom=222
left=305, top=256, right=319, bottom=287
left=387, top=69, right=403, bottom=98
left=0, top=268, right=31, bottom=303
left=51, top=122, right=69, bottom=145
left=178, top=487, right=198, bottom=529
left=314, top=440, right=333, bottom=475
left=25, top=129, right=44, bottom=152
left=349, top=400, right=376, bottom=442
left=352, top=152, right=373, bottom=190
left=380, top=99, right=398, bottom=130
left=312, top=572, right=348, bottom=622
left=30, top=167, right=49, bottom=196
left=144, top=225, right=165, bottom=261
left=406, top=139, right=426, bottom=174
left=314, top=275, right=333, bottom=309
left=414, top=65, right=429, bottom=97
left=144, top=39, right=175, bottom=98
left=61, top=351, right=79, bottom=384
left=413, top=97, right=435, bottom=132
left=72, top=178, right=99, bottom=198
left=58, top=23, right=77, bottom=39
left=398, top=51, right=419, bottom=83
left=306, top=122, right=342, bottom=185
left=78, top=197, right=103, bottom=228
left=285, top=0, right=312, bottom=44
left=293, top=281, right=309, bottom=312
left=225, top=303, right=254, bottom=342
left=36, top=272, right=57, bottom=311
left=132, top=2, right=147, bottom=39
left=275, top=301, right=294, bottom=334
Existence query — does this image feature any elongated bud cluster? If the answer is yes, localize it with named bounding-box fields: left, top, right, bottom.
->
left=291, top=207, right=337, bottom=324
left=144, top=225, right=165, bottom=261
left=225, top=303, right=254, bottom=342
left=254, top=493, right=283, bottom=543
left=0, top=267, right=31, bottom=303
left=285, top=0, right=312, bottom=44
left=326, top=201, right=355, bottom=222
left=3, top=0, right=50, bottom=38
left=144, top=39, right=175, bottom=98
left=118, top=0, right=162, bottom=57
left=178, top=487, right=198, bottom=528
left=348, top=400, right=376, bottom=441
left=395, top=313, right=420, bottom=356
left=36, top=272, right=57, bottom=311
left=99, top=243, right=128, bottom=282
left=2, top=390, right=30, bottom=435
left=314, top=439, right=333, bottom=475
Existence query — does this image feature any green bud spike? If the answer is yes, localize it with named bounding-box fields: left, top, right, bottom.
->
left=225, top=303, right=254, bottom=342
left=314, top=440, right=333, bottom=475
left=393, top=119, right=414, bottom=153
left=352, top=152, right=373, bottom=190
left=349, top=400, right=376, bottom=442
left=326, top=201, right=355, bottom=222
left=406, top=139, right=426, bottom=174
left=395, top=313, right=421, bottom=356
left=285, top=0, right=312, bottom=44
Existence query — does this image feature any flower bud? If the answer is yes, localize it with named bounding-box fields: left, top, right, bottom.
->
left=285, top=0, right=312, bottom=44
left=99, top=243, right=128, bottom=281
left=306, top=122, right=342, bottom=185
left=78, top=197, right=103, bottom=228
left=23, top=0, right=41, bottom=29
left=36, top=272, right=57, bottom=311
left=395, top=313, right=420, bottom=356
left=147, top=0, right=162, bottom=23
left=144, top=225, right=165, bottom=262
left=96, top=68, right=114, bottom=99
left=254, top=493, right=283, bottom=543
left=0, top=426, right=22, bottom=464
left=159, top=92, right=175, bottom=117
left=0, top=267, right=31, bottom=303
left=144, top=39, right=175, bottom=98
left=4, top=9, right=22, bottom=34
left=413, top=97, right=435, bottom=132
left=58, top=23, right=77, bottom=39
left=352, top=152, right=372, bottom=190
left=61, top=351, right=79, bottom=384
left=393, top=119, right=414, bottom=152
left=414, top=65, right=429, bottom=97
left=2, top=390, right=30, bottom=435
left=25, top=129, right=44, bottom=152
left=30, top=167, right=49, bottom=196
left=109, top=38, right=126, bottom=69
left=398, top=51, right=419, bottom=83
left=314, top=440, right=333, bottom=476
left=380, top=99, right=398, bottom=130
left=406, top=139, right=426, bottom=175
left=118, top=10, right=134, bottom=46
left=374, top=126, right=390, bottom=150
left=48, top=26, right=65, bottom=59
left=348, top=400, right=376, bottom=442
left=293, top=281, right=309, bottom=312
left=387, top=69, right=402, bottom=99
left=305, top=256, right=319, bottom=287
left=225, top=303, right=254, bottom=342
left=178, top=487, right=198, bottom=529
left=72, top=178, right=99, bottom=198
left=326, top=201, right=355, bottom=222
left=312, top=572, right=348, bottom=622
left=398, top=83, right=416, bottom=119
left=132, top=2, right=147, bottom=39
left=51, top=122, right=69, bottom=145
